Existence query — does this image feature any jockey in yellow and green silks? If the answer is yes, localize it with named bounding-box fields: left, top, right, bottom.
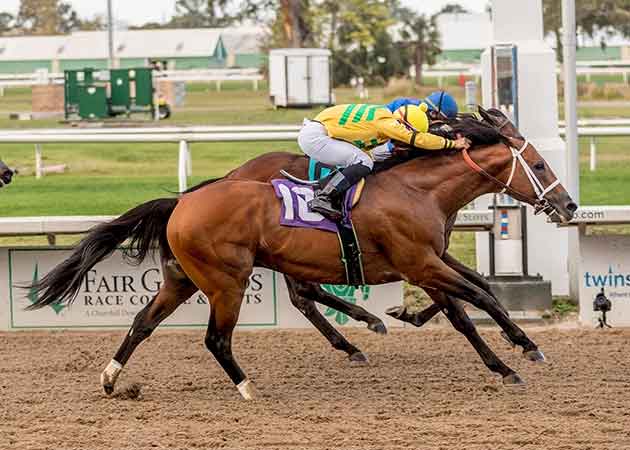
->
left=297, top=102, right=470, bottom=221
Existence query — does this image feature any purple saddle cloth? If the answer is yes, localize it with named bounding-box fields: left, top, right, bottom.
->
left=271, top=179, right=358, bottom=233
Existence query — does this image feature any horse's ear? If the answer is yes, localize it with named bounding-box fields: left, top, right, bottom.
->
left=477, top=106, right=495, bottom=124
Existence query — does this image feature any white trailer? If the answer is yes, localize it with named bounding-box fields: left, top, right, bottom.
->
left=269, top=48, right=332, bottom=107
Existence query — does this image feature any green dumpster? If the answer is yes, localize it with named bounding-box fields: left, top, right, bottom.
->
left=78, top=85, right=108, bottom=120
left=110, top=69, right=131, bottom=115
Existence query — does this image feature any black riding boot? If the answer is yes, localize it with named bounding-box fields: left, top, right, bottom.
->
left=308, top=163, right=371, bottom=221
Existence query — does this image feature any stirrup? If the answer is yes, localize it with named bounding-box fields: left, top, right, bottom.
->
left=309, top=198, right=343, bottom=221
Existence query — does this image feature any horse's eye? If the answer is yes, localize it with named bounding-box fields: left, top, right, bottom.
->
left=534, top=161, right=545, bottom=171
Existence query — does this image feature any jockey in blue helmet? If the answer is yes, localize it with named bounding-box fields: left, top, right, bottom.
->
left=374, top=91, right=460, bottom=161
left=386, top=91, right=459, bottom=120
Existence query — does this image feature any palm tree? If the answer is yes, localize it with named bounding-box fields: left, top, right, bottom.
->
left=398, top=9, right=442, bottom=86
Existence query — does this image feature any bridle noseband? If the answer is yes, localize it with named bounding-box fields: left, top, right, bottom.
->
left=461, top=135, right=560, bottom=216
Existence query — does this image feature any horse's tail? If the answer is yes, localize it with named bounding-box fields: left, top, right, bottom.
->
left=26, top=198, right=178, bottom=310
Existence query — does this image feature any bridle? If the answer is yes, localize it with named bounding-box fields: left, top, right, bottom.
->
left=462, top=138, right=560, bottom=216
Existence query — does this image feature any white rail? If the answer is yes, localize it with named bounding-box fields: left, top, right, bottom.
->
left=0, top=210, right=493, bottom=240
left=1, top=124, right=628, bottom=189
left=0, top=129, right=300, bottom=190
left=0, top=125, right=301, bottom=135
left=0, top=119, right=625, bottom=135
left=0, top=68, right=264, bottom=91
left=5, top=63, right=630, bottom=90
left=558, top=119, right=630, bottom=127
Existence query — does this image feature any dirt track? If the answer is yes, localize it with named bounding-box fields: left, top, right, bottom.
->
left=1, top=326, right=629, bottom=450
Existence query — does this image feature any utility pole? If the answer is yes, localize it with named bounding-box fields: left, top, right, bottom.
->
left=562, top=0, right=580, bottom=300
left=107, top=0, right=115, bottom=69
left=562, top=0, right=578, bottom=202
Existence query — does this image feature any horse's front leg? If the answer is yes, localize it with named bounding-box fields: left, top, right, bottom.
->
left=409, top=256, right=545, bottom=369
left=387, top=252, right=509, bottom=328
left=426, top=290, right=522, bottom=384
left=442, top=252, right=508, bottom=315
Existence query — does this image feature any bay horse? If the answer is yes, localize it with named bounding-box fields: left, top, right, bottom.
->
left=28, top=115, right=576, bottom=399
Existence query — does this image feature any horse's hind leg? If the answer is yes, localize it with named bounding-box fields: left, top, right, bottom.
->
left=428, top=291, right=522, bottom=385
left=285, top=276, right=369, bottom=364
left=101, top=258, right=197, bottom=395
left=286, top=276, right=386, bottom=334
left=386, top=302, right=442, bottom=327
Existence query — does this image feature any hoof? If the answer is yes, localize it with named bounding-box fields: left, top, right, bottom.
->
left=368, top=321, right=387, bottom=335
left=236, top=379, right=256, bottom=401
left=502, top=372, right=526, bottom=386
left=385, top=306, right=405, bottom=319
left=101, top=359, right=122, bottom=396
left=523, top=349, right=546, bottom=363
left=102, top=382, right=114, bottom=396
left=349, top=351, right=369, bottom=366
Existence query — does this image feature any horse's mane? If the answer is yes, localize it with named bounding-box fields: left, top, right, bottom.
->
left=374, top=116, right=508, bottom=173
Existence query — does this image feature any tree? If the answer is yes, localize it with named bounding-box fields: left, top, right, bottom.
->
left=170, top=0, right=236, bottom=28
left=57, top=1, right=81, bottom=33
left=79, top=14, right=106, bottom=31
left=280, top=0, right=311, bottom=47
left=543, top=0, right=630, bottom=62
left=16, top=0, right=58, bottom=35
left=398, top=9, right=442, bottom=86
left=241, top=0, right=313, bottom=48
left=239, top=0, right=401, bottom=84
left=0, top=12, right=14, bottom=35
left=439, top=3, right=469, bottom=14
left=15, top=0, right=85, bottom=35
left=313, top=0, right=395, bottom=83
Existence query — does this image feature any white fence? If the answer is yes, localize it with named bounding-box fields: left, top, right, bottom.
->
left=5, top=62, right=630, bottom=91
left=0, top=210, right=493, bottom=240
left=0, top=68, right=264, bottom=92
left=0, top=128, right=300, bottom=189
left=1, top=123, right=628, bottom=188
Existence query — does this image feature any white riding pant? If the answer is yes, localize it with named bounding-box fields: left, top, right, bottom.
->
left=298, top=120, right=374, bottom=170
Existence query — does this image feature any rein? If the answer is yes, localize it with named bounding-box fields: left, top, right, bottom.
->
left=461, top=140, right=560, bottom=216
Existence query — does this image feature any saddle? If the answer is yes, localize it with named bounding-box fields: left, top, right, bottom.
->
left=273, top=158, right=367, bottom=286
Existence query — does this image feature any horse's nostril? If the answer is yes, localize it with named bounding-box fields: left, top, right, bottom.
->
left=566, top=202, right=578, bottom=213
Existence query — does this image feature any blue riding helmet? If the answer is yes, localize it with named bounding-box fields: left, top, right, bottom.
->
left=386, top=97, right=421, bottom=113
left=424, top=91, right=458, bottom=119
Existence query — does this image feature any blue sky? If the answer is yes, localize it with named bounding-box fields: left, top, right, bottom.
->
left=3, top=0, right=489, bottom=26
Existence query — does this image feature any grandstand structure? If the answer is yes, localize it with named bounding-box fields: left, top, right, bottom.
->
left=0, top=26, right=264, bottom=74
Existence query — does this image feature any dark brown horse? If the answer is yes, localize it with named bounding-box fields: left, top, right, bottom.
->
left=0, top=159, right=14, bottom=187
left=29, top=115, right=576, bottom=399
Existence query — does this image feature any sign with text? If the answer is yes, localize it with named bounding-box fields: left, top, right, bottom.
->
left=1, top=248, right=403, bottom=331
left=578, top=235, right=630, bottom=327
left=8, top=248, right=277, bottom=329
